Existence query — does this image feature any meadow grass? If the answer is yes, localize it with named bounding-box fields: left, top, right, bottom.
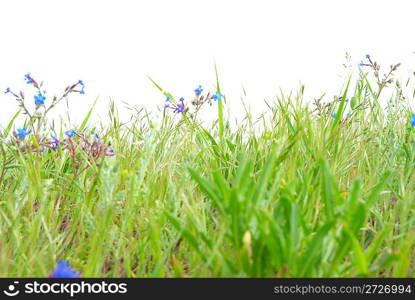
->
left=1, top=63, right=415, bottom=277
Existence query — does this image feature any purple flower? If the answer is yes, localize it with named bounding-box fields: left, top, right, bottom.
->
left=173, top=98, right=185, bottom=113
left=164, top=96, right=186, bottom=113
left=174, top=103, right=185, bottom=113
left=24, top=73, right=34, bottom=85
left=194, top=85, right=203, bottom=95
left=34, top=93, right=46, bottom=105
left=4, top=88, right=11, bottom=94
left=16, top=128, right=29, bottom=139
left=212, top=92, right=222, bottom=101
left=50, top=260, right=80, bottom=278
left=50, top=136, right=63, bottom=151
left=106, top=147, right=115, bottom=156
left=65, top=130, right=77, bottom=137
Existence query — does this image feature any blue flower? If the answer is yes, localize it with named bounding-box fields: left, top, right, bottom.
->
left=65, top=130, right=77, bottom=137
left=164, top=96, right=186, bottom=113
left=77, top=80, right=85, bottom=94
left=174, top=103, right=185, bottom=113
left=16, top=128, right=29, bottom=139
left=34, top=93, right=46, bottom=105
left=50, top=260, right=80, bottom=278
left=212, top=92, right=222, bottom=101
left=194, top=85, right=203, bottom=95
left=365, top=54, right=370, bottom=59
left=24, top=73, right=34, bottom=84
left=331, top=113, right=337, bottom=118
left=4, top=88, right=11, bottom=94
left=410, top=114, right=415, bottom=128
left=50, top=136, right=63, bottom=151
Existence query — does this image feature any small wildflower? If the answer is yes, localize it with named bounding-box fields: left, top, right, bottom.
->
left=212, top=92, right=222, bottom=101
left=16, top=128, right=29, bottom=139
left=331, top=113, right=337, bottom=118
left=164, top=96, right=186, bottom=113
left=365, top=54, right=370, bottom=59
left=65, top=130, right=77, bottom=137
left=410, top=114, right=415, bottom=128
left=106, top=147, right=115, bottom=156
left=4, top=87, right=11, bottom=94
left=34, top=93, right=46, bottom=105
left=174, top=98, right=186, bottom=113
left=24, top=73, right=34, bottom=84
left=72, top=80, right=85, bottom=94
left=194, top=85, right=203, bottom=95
left=175, top=103, right=185, bottom=113
left=164, top=97, right=172, bottom=109
left=50, top=260, right=80, bottom=278
left=50, top=136, right=63, bottom=151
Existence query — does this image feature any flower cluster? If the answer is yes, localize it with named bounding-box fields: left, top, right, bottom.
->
left=359, top=54, right=401, bottom=98
left=12, top=127, right=115, bottom=160
left=36, top=131, right=114, bottom=161
left=4, top=73, right=86, bottom=137
left=5, top=74, right=115, bottom=165
left=63, top=131, right=115, bottom=162
left=163, top=85, right=223, bottom=116
left=165, top=97, right=187, bottom=113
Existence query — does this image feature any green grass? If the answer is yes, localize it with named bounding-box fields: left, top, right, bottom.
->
left=1, top=67, right=415, bottom=277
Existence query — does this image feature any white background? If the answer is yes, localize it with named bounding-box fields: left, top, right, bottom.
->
left=0, top=0, right=414, bottom=125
